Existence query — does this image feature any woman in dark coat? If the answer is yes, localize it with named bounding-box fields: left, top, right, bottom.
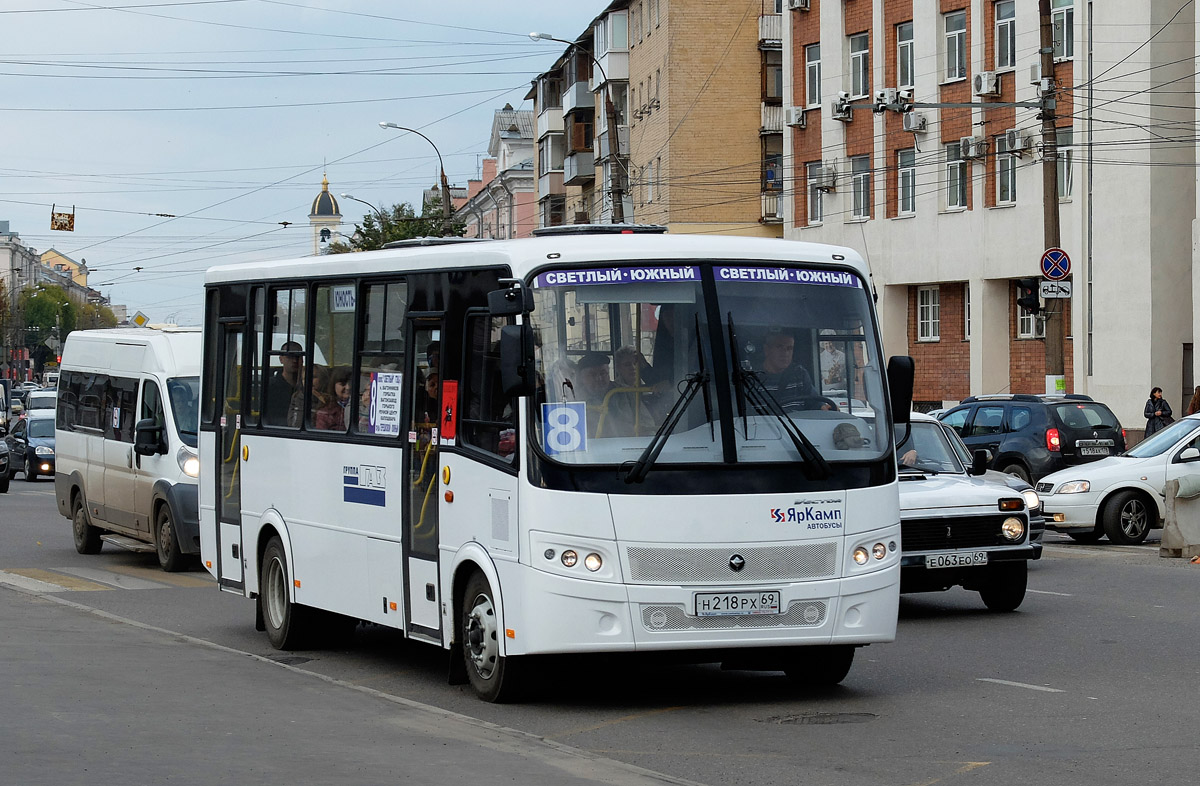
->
left=1144, top=387, right=1173, bottom=436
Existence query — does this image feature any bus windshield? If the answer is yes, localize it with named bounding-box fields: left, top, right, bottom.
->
left=529, top=262, right=889, bottom=468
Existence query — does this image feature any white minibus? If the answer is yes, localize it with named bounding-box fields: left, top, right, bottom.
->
left=55, top=327, right=202, bottom=571
left=200, top=228, right=913, bottom=701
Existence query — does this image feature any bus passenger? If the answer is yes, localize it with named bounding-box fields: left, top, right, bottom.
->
left=577, top=351, right=654, bottom=437
left=265, top=341, right=304, bottom=426
left=315, top=366, right=352, bottom=430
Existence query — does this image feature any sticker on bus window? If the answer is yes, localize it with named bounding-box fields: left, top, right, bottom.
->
left=542, top=402, right=587, bottom=454
left=714, top=266, right=862, bottom=287
left=366, top=372, right=402, bottom=436
left=440, top=380, right=458, bottom=441
left=533, top=266, right=700, bottom=288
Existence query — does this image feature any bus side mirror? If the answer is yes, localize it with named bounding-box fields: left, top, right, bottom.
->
left=887, top=356, right=915, bottom=425
left=488, top=285, right=533, bottom=317
left=134, top=418, right=166, bottom=456
left=499, top=325, right=536, bottom=398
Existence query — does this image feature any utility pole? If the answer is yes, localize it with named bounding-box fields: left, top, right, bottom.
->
left=1039, top=0, right=1065, bottom=394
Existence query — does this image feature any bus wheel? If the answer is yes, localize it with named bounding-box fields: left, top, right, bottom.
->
left=461, top=571, right=522, bottom=702
left=261, top=537, right=312, bottom=650
left=784, top=645, right=855, bottom=687
left=155, top=505, right=186, bottom=572
left=72, top=496, right=102, bottom=555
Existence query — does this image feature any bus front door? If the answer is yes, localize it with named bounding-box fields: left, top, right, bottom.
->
left=214, top=321, right=245, bottom=592
left=405, top=321, right=443, bottom=641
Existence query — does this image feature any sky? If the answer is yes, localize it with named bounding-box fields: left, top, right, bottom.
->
left=2, top=0, right=600, bottom=326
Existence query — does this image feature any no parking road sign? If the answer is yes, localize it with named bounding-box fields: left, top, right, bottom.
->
left=1041, top=248, right=1071, bottom=281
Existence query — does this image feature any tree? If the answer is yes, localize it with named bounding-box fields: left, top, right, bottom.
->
left=19, top=284, right=77, bottom=374
left=328, top=195, right=465, bottom=253
left=77, top=302, right=118, bottom=330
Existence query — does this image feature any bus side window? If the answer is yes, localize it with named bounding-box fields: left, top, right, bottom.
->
left=461, top=314, right=516, bottom=461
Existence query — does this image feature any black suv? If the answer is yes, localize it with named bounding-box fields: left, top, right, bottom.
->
left=937, top=394, right=1126, bottom=483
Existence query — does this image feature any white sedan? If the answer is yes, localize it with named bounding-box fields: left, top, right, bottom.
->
left=1037, top=414, right=1200, bottom=544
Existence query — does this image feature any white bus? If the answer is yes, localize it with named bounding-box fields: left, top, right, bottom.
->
left=199, top=227, right=913, bottom=701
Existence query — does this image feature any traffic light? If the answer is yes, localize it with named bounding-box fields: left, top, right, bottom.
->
left=1016, top=278, right=1041, bottom=315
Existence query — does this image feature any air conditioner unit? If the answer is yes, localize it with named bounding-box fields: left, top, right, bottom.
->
left=1030, top=63, right=1042, bottom=85
left=812, top=164, right=837, bottom=192
left=784, top=106, right=807, bottom=128
left=960, top=135, right=986, bottom=160
left=788, top=0, right=811, bottom=10
left=973, top=71, right=1000, bottom=97
left=1003, top=128, right=1027, bottom=153
left=902, top=112, right=927, bottom=133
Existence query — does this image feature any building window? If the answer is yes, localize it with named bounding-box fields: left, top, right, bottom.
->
left=764, top=49, right=783, bottom=101
left=539, top=76, right=562, bottom=109
left=645, top=161, right=655, bottom=203
left=851, top=155, right=871, bottom=219
left=631, top=2, right=640, bottom=43
left=595, top=11, right=627, bottom=56
left=850, top=33, right=870, bottom=99
left=945, top=142, right=967, bottom=209
left=806, top=161, right=823, bottom=224
left=917, top=286, right=940, bottom=342
left=898, top=148, right=916, bottom=215
left=542, top=195, right=566, bottom=227
left=996, top=1, right=1015, bottom=70
left=897, top=22, right=914, bottom=90
left=651, top=0, right=659, bottom=28
left=1018, top=303, right=1044, bottom=338
left=538, top=135, right=564, bottom=175
left=1057, top=128, right=1073, bottom=198
left=763, top=135, right=783, bottom=191
left=996, top=135, right=1016, bottom=205
left=944, top=11, right=966, bottom=81
left=964, top=283, right=972, bottom=340
left=805, top=44, right=822, bottom=107
left=1052, top=0, right=1074, bottom=59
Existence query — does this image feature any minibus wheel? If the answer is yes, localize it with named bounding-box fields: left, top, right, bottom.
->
left=155, top=506, right=185, bottom=573
left=784, top=645, right=855, bottom=687
left=71, top=496, right=101, bottom=555
left=261, top=536, right=312, bottom=649
left=461, top=571, right=523, bottom=702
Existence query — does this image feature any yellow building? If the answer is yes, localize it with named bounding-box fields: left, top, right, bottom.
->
left=530, top=0, right=783, bottom=237
left=40, top=248, right=89, bottom=288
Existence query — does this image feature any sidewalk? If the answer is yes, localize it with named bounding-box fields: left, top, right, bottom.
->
left=0, top=586, right=702, bottom=786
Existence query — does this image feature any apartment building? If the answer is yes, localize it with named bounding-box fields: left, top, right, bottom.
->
left=455, top=105, right=537, bottom=239
left=782, top=0, right=1197, bottom=429
left=530, top=0, right=786, bottom=236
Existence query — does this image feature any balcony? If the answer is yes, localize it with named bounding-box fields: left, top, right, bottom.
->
left=538, top=170, right=563, bottom=200
left=762, top=193, right=783, bottom=224
left=564, top=150, right=595, bottom=185
left=537, top=106, right=563, bottom=138
left=761, top=103, right=784, bottom=133
left=596, top=124, right=630, bottom=160
left=563, top=81, right=595, bottom=114
left=759, top=14, right=782, bottom=47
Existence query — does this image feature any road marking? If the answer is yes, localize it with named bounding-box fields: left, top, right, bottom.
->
left=1, top=568, right=111, bottom=592
left=105, top=564, right=214, bottom=589
left=54, top=566, right=169, bottom=590
left=1028, top=589, right=1072, bottom=596
left=976, top=678, right=1064, bottom=693
left=546, top=707, right=684, bottom=740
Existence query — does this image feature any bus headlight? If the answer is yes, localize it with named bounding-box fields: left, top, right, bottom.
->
left=178, top=447, right=199, bottom=478
left=872, top=542, right=887, bottom=560
left=560, top=550, right=578, bottom=568
left=584, top=553, right=603, bottom=572
left=1001, top=517, right=1025, bottom=541
left=853, top=547, right=869, bottom=565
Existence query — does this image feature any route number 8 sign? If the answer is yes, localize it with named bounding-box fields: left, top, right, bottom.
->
left=542, top=402, right=587, bottom=455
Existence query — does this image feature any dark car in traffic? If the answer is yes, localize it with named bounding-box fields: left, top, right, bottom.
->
left=938, top=394, right=1125, bottom=483
left=7, top=410, right=56, bottom=481
left=0, top=437, right=9, bottom=493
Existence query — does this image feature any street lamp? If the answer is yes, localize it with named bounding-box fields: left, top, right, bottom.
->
left=377, top=122, right=454, bottom=237
left=530, top=31, right=625, bottom=223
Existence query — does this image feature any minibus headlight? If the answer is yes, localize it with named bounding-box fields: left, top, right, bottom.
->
left=178, top=447, right=200, bottom=478
left=872, top=543, right=887, bottom=560
left=584, top=553, right=603, bottom=572
left=560, top=549, right=578, bottom=568
left=852, top=547, right=869, bottom=565
left=1001, top=517, right=1025, bottom=541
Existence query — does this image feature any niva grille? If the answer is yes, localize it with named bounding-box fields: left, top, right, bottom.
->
left=901, top=513, right=1023, bottom=551
left=640, top=600, right=828, bottom=631
left=627, top=543, right=838, bottom=584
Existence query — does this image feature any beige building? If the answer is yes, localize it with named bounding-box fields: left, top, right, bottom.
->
left=530, top=0, right=785, bottom=236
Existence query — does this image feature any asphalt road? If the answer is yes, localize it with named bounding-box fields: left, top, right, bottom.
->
left=2, top=478, right=1197, bottom=786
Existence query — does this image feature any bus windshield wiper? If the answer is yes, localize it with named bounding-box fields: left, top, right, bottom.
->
left=624, top=371, right=709, bottom=484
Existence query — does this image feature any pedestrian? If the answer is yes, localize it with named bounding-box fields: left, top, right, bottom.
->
left=1187, top=386, right=1200, bottom=416
left=1144, top=386, right=1174, bottom=437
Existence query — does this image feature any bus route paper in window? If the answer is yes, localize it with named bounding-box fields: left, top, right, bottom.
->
left=368, top=372, right=402, bottom=436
